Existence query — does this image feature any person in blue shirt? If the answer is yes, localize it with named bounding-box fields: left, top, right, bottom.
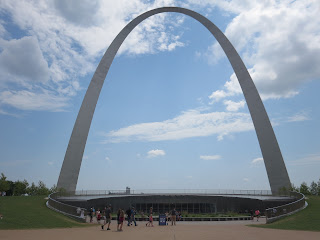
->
left=130, top=207, right=137, bottom=226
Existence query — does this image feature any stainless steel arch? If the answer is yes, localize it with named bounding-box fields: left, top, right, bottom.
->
left=57, top=7, right=291, bottom=194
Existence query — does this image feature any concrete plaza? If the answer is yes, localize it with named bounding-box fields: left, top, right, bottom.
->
left=1, top=219, right=319, bottom=240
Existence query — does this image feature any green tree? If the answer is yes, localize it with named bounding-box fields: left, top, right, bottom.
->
left=49, top=184, right=58, bottom=194
left=318, top=178, right=320, bottom=195
left=0, top=173, right=10, bottom=193
left=27, top=182, right=38, bottom=196
left=299, top=182, right=311, bottom=195
left=290, top=183, right=299, bottom=192
left=310, top=181, right=318, bottom=195
left=13, top=180, right=29, bottom=196
left=37, top=181, right=50, bottom=196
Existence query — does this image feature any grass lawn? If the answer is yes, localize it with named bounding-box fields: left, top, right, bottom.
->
left=250, top=196, right=320, bottom=231
left=0, top=196, right=88, bottom=229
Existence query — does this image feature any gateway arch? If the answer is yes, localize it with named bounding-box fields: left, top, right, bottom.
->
left=57, top=7, right=291, bottom=194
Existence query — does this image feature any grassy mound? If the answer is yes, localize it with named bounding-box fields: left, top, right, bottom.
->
left=0, top=196, right=87, bottom=229
left=251, top=196, right=320, bottom=231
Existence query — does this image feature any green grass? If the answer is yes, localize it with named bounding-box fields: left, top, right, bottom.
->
left=0, top=196, right=88, bottom=229
left=250, top=196, right=320, bottom=231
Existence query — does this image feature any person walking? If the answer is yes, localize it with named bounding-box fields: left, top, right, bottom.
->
left=130, top=207, right=137, bottom=226
left=250, top=209, right=254, bottom=221
left=101, top=205, right=112, bottom=230
left=171, top=208, right=176, bottom=226
left=126, top=207, right=132, bottom=226
left=255, top=209, right=261, bottom=222
left=146, top=213, right=153, bottom=227
left=89, top=207, right=94, bottom=223
left=117, top=208, right=121, bottom=231
left=96, top=208, right=102, bottom=224
left=119, top=208, right=125, bottom=231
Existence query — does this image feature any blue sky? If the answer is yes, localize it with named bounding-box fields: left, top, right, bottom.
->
left=0, top=0, right=319, bottom=191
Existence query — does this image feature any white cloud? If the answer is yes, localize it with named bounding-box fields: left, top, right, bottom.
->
left=147, top=149, right=166, bottom=158
left=104, top=109, right=254, bottom=142
left=0, top=90, right=69, bottom=111
left=202, top=1, right=320, bottom=101
left=0, top=20, right=6, bottom=36
left=224, top=100, right=245, bottom=112
left=243, top=178, right=249, bottom=182
left=53, top=0, right=100, bottom=27
left=0, top=36, right=50, bottom=84
left=105, top=156, right=111, bottom=163
left=208, top=73, right=242, bottom=104
left=48, top=161, right=54, bottom=165
left=200, top=155, right=221, bottom=161
left=287, top=112, right=310, bottom=122
left=251, top=157, right=263, bottom=165
left=208, top=90, right=230, bottom=103
left=0, top=0, right=185, bottom=114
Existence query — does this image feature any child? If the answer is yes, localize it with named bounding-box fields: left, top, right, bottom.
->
left=146, top=213, right=154, bottom=227
left=96, top=209, right=102, bottom=223
left=118, top=208, right=125, bottom=231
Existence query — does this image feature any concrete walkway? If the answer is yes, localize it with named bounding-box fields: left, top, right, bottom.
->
left=1, top=220, right=319, bottom=240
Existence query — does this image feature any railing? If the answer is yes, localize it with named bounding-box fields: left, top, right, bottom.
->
left=265, top=191, right=306, bottom=223
left=55, top=189, right=273, bottom=197
left=47, top=192, right=87, bottom=222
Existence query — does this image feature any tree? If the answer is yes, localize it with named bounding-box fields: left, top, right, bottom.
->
left=290, top=183, right=299, bottom=192
left=37, top=181, right=50, bottom=196
left=49, top=184, right=58, bottom=194
left=0, top=173, right=10, bottom=193
left=13, top=180, right=29, bottom=196
left=27, top=182, right=38, bottom=196
left=310, top=181, right=318, bottom=195
left=299, top=182, right=311, bottom=195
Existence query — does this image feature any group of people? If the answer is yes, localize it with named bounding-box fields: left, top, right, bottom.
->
left=165, top=208, right=183, bottom=225
left=88, top=206, right=180, bottom=231
left=89, top=205, right=139, bottom=231
left=89, top=205, right=112, bottom=230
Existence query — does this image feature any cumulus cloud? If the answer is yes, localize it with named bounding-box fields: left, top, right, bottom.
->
left=200, top=155, right=221, bottom=160
left=202, top=0, right=320, bottom=101
left=0, top=90, right=69, bottom=111
left=54, top=0, right=100, bottom=27
left=0, top=0, right=184, bottom=114
left=0, top=36, right=50, bottom=84
left=224, top=100, right=245, bottom=112
left=104, top=109, right=254, bottom=142
left=208, top=73, right=242, bottom=104
left=147, top=149, right=166, bottom=158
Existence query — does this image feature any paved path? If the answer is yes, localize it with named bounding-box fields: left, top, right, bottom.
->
left=1, top=220, right=319, bottom=240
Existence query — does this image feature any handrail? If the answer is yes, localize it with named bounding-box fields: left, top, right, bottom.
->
left=47, top=192, right=87, bottom=222
left=55, top=189, right=273, bottom=197
left=265, top=191, right=306, bottom=223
